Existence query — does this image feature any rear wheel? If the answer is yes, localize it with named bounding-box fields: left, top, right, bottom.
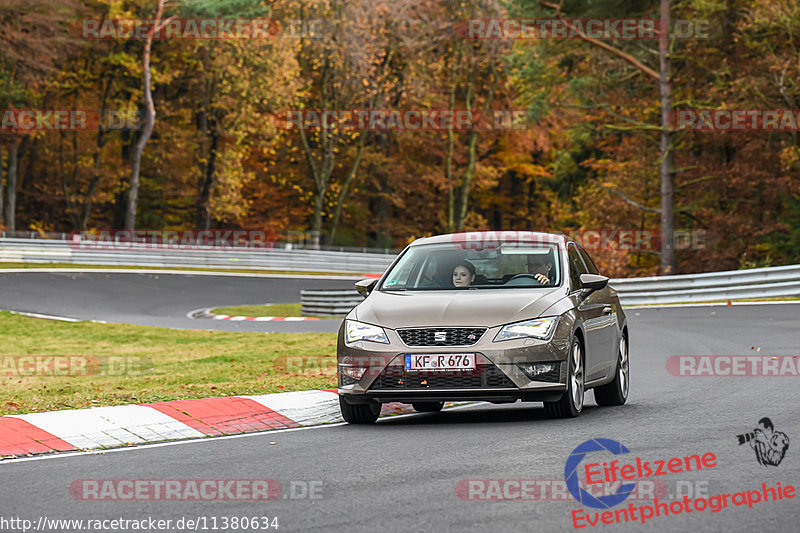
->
left=412, top=401, right=444, bottom=413
left=339, top=396, right=381, bottom=424
left=594, top=334, right=629, bottom=406
left=544, top=336, right=584, bottom=418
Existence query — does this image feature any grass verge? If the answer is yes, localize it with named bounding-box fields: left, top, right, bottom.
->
left=0, top=311, right=337, bottom=416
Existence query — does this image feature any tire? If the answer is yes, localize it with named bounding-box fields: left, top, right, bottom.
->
left=544, top=336, right=584, bottom=418
left=412, top=401, right=444, bottom=413
left=339, top=396, right=381, bottom=424
left=594, top=333, right=629, bottom=407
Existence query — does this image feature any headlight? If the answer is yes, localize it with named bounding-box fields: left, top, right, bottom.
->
left=345, top=320, right=390, bottom=345
left=493, top=317, right=559, bottom=342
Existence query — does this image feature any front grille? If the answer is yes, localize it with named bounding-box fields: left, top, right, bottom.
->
left=370, top=363, right=516, bottom=390
left=397, top=327, right=486, bottom=347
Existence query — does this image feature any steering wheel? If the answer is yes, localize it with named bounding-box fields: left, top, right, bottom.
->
left=506, top=273, right=544, bottom=285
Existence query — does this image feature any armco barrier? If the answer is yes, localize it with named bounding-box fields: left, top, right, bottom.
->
left=300, top=290, right=364, bottom=317
left=302, top=264, right=800, bottom=314
left=0, top=238, right=396, bottom=274
left=609, top=264, right=800, bottom=305
left=1, top=237, right=798, bottom=306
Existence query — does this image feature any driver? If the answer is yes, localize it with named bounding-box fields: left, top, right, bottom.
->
left=526, top=255, right=554, bottom=285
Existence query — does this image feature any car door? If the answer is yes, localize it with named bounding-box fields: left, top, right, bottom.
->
left=567, top=243, right=608, bottom=382
left=576, top=244, right=618, bottom=379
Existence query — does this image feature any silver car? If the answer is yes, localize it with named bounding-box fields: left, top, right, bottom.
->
left=337, top=232, right=629, bottom=423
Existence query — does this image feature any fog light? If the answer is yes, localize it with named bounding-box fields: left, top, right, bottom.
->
left=518, top=363, right=557, bottom=380
left=341, top=366, right=368, bottom=380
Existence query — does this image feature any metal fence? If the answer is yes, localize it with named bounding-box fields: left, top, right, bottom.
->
left=609, top=264, right=800, bottom=305
left=300, top=290, right=364, bottom=317
left=0, top=237, right=396, bottom=274
left=299, top=263, right=800, bottom=315
left=2, top=237, right=799, bottom=307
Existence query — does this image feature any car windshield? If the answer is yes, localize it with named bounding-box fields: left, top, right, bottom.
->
left=379, top=242, right=562, bottom=291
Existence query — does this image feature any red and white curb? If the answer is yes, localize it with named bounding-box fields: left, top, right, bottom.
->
left=212, top=315, right=320, bottom=322
left=0, top=390, right=442, bottom=459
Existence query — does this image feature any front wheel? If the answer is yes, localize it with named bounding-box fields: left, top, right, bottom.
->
left=339, top=396, right=381, bottom=424
left=544, top=336, right=584, bottom=418
left=594, top=334, right=629, bottom=406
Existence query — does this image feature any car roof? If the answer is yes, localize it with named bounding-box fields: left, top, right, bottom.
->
left=408, top=231, right=569, bottom=247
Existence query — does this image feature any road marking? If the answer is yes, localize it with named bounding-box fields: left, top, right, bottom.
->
left=9, top=311, right=81, bottom=322
left=0, top=422, right=349, bottom=465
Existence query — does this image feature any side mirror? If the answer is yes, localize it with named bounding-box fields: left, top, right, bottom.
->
left=355, top=278, right=378, bottom=298
left=579, top=273, right=609, bottom=294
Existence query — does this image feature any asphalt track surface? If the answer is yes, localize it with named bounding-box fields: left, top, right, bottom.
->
left=1, top=276, right=798, bottom=532
left=0, top=271, right=356, bottom=332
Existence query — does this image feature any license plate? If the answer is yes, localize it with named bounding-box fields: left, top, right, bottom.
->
left=405, top=354, right=476, bottom=371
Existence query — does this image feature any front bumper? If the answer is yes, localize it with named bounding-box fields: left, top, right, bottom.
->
left=337, top=318, right=573, bottom=404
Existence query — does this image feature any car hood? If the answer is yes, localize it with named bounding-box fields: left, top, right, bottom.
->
left=354, top=288, right=566, bottom=329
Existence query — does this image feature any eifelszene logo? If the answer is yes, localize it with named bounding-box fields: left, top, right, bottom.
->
left=564, top=438, right=718, bottom=509
left=565, top=438, right=636, bottom=508
left=736, top=417, right=789, bottom=466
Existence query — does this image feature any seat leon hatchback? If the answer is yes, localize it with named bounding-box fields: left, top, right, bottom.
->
left=337, top=231, right=629, bottom=423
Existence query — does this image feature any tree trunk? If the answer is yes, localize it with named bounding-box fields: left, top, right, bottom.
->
left=329, top=133, right=366, bottom=244
left=59, top=131, right=81, bottom=229
left=5, top=138, right=20, bottom=233
left=194, top=47, right=218, bottom=231
left=80, top=73, right=112, bottom=230
left=454, top=130, right=479, bottom=230
left=0, top=146, right=4, bottom=226
left=125, top=0, right=166, bottom=230
left=659, top=0, right=676, bottom=275
left=196, top=129, right=219, bottom=230
left=299, top=126, right=332, bottom=250
left=444, top=58, right=457, bottom=233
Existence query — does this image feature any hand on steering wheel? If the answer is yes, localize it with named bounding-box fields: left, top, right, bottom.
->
left=508, top=273, right=548, bottom=285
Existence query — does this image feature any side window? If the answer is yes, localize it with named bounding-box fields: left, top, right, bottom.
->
left=567, top=243, right=587, bottom=291
left=577, top=245, right=600, bottom=275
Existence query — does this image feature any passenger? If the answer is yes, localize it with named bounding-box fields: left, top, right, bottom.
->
left=452, top=260, right=476, bottom=288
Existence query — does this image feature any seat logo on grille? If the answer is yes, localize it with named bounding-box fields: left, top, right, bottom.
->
left=434, top=331, right=447, bottom=342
